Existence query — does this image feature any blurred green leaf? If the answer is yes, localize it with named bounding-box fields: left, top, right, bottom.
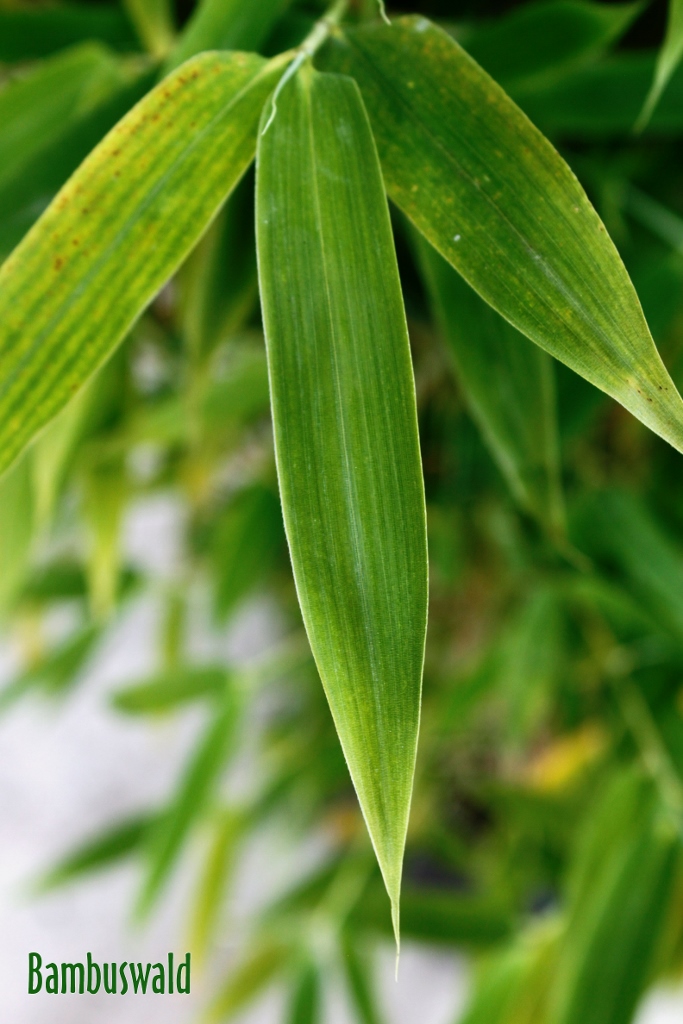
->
left=286, top=961, right=321, bottom=1024
left=138, top=682, right=240, bottom=914
left=637, top=0, right=683, bottom=130
left=38, top=813, right=154, bottom=890
left=417, top=237, right=564, bottom=534
left=0, top=3, right=138, bottom=60
left=341, top=932, right=385, bottom=1024
left=166, top=0, right=290, bottom=72
left=256, top=66, right=428, bottom=939
left=112, top=665, right=229, bottom=713
left=514, top=54, right=683, bottom=136
left=191, top=807, right=244, bottom=962
left=0, top=624, right=101, bottom=712
left=0, top=49, right=288, bottom=478
left=320, top=17, right=683, bottom=454
left=548, top=770, right=680, bottom=1024
left=464, top=0, right=640, bottom=90
left=212, top=485, right=284, bottom=620
left=83, top=456, right=127, bottom=620
left=208, top=937, right=291, bottom=1022
left=123, top=0, right=174, bottom=57
left=571, top=490, right=683, bottom=645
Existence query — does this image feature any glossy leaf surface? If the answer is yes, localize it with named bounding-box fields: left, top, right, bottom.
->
left=0, top=50, right=287, bottom=478
left=256, top=67, right=428, bottom=936
left=320, top=17, right=683, bottom=454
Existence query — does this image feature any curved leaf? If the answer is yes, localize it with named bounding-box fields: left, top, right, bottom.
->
left=256, top=67, right=428, bottom=939
left=0, top=49, right=288, bottom=478
left=319, top=17, right=683, bottom=454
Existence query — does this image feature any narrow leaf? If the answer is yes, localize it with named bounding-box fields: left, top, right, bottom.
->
left=0, top=453, right=34, bottom=613
left=138, top=683, right=239, bottom=914
left=38, top=814, right=153, bottom=890
left=112, top=665, right=229, bottom=713
left=416, top=237, right=564, bottom=534
left=637, top=0, right=683, bottom=130
left=0, top=49, right=288, bottom=478
left=286, top=961, right=321, bottom=1024
left=320, top=18, right=683, bottom=454
left=123, top=0, right=175, bottom=57
left=256, top=66, right=428, bottom=940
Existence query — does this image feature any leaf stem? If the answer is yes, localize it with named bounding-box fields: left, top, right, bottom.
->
left=261, top=0, right=349, bottom=135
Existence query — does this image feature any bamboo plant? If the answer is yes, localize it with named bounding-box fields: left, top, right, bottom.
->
left=3, top=0, right=683, bottom=1020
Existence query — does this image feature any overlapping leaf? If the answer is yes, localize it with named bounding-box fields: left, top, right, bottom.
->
left=320, top=17, right=683, bottom=454
left=256, top=66, right=428, bottom=939
left=0, top=49, right=288, bottom=478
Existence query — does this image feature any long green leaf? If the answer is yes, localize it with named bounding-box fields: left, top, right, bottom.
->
left=319, top=18, right=683, bottom=454
left=0, top=453, right=34, bottom=613
left=637, top=0, right=683, bottom=130
left=0, top=49, right=288, bottom=479
left=38, top=814, right=154, bottom=890
left=416, top=237, right=564, bottom=533
left=256, top=66, right=428, bottom=940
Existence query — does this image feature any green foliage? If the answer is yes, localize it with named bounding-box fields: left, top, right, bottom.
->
left=2, top=1, right=683, bottom=1021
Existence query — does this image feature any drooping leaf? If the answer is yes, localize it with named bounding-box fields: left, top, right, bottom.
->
left=256, top=66, right=428, bottom=939
left=637, top=0, right=683, bottom=130
left=138, top=682, right=240, bottom=914
left=38, top=814, right=154, bottom=890
left=166, top=0, right=290, bottom=72
left=0, top=49, right=289, bottom=478
left=319, top=18, right=683, bottom=454
left=111, top=665, right=229, bottom=713
left=0, top=4, right=138, bottom=61
left=463, top=0, right=641, bottom=90
left=416, top=237, right=564, bottom=534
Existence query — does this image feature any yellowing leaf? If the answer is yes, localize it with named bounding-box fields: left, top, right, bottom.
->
left=256, top=66, right=428, bottom=941
left=320, top=17, right=683, bottom=454
left=0, top=50, right=289, bottom=478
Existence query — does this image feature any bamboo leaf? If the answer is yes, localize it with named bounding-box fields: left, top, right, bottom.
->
left=0, top=4, right=138, bottom=61
left=256, top=66, right=428, bottom=940
left=0, top=49, right=288, bottom=478
left=0, top=453, right=34, bottom=613
left=319, top=18, right=683, bottom=454
left=123, top=0, right=175, bottom=57
left=208, top=937, right=291, bottom=1022
left=341, top=932, right=385, bottom=1024
left=138, top=682, right=239, bottom=914
left=38, top=814, right=154, bottom=890
left=112, top=665, right=229, bottom=713
left=286, top=961, right=321, bottom=1024
left=637, top=0, right=683, bottom=130
left=166, top=0, right=290, bottom=72
left=190, top=808, right=244, bottom=962
left=416, top=237, right=564, bottom=534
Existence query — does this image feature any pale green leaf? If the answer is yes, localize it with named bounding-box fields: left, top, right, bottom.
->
left=123, top=0, right=175, bottom=57
left=190, top=808, right=244, bottom=963
left=256, top=66, right=428, bottom=939
left=0, top=49, right=289, bottom=478
left=83, top=456, right=126, bottom=620
left=208, top=937, right=291, bottom=1022
left=341, top=933, right=385, bottom=1024
left=319, top=18, right=683, bottom=454
left=416, top=237, right=564, bottom=534
left=637, top=0, right=683, bottom=130
left=0, top=452, right=34, bottom=613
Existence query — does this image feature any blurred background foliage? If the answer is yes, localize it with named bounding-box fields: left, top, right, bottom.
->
left=3, top=0, right=683, bottom=1021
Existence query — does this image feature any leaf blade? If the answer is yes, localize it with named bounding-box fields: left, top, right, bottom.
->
left=319, top=17, right=683, bottom=454
left=256, top=67, right=428, bottom=937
